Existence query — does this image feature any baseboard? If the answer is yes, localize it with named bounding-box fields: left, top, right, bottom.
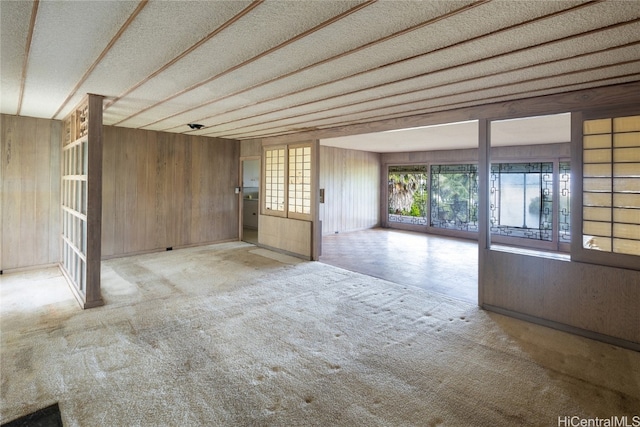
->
left=101, top=238, right=239, bottom=260
left=0, top=263, right=59, bottom=275
left=253, top=243, right=312, bottom=261
left=482, top=304, right=640, bottom=352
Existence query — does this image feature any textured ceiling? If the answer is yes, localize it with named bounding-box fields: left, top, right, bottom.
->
left=1, top=0, right=639, bottom=146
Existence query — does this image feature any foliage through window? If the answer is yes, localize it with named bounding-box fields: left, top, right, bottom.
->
left=388, top=166, right=428, bottom=225
left=387, top=162, right=570, bottom=251
left=430, top=164, right=478, bottom=232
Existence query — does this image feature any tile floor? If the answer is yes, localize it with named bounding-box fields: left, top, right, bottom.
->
left=320, top=228, right=478, bottom=304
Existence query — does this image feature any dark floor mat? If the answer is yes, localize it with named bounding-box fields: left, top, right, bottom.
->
left=2, top=403, right=63, bottom=427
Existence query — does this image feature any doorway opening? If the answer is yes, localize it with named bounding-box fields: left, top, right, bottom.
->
left=241, top=158, right=259, bottom=244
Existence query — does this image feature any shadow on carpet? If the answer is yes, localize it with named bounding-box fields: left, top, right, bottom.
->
left=2, top=403, right=62, bottom=427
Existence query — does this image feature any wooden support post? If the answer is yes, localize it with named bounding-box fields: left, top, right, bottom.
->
left=60, top=94, right=104, bottom=309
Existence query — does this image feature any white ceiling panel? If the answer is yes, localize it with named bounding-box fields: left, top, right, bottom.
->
left=149, top=1, right=612, bottom=134
left=112, top=0, right=365, bottom=127
left=0, top=0, right=33, bottom=114
left=134, top=0, right=479, bottom=130
left=243, top=43, right=640, bottom=125
left=220, top=48, right=639, bottom=134
left=19, top=0, right=140, bottom=118
left=64, top=0, right=253, bottom=121
left=112, top=0, right=580, bottom=129
left=1, top=0, right=638, bottom=149
left=180, top=2, right=638, bottom=132
left=217, top=72, right=640, bottom=140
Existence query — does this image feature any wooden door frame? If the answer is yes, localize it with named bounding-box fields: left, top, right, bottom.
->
left=239, top=156, right=261, bottom=242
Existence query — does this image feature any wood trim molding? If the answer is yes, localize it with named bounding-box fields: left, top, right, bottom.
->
left=570, top=105, right=640, bottom=271
left=200, top=2, right=620, bottom=139
left=477, top=119, right=489, bottom=307
left=145, top=1, right=378, bottom=131
left=154, top=1, right=489, bottom=133
left=105, top=0, right=264, bottom=111
left=214, top=53, right=640, bottom=139
left=16, top=0, right=39, bottom=116
left=117, top=1, right=377, bottom=127
left=84, top=94, right=104, bottom=307
left=52, top=1, right=148, bottom=120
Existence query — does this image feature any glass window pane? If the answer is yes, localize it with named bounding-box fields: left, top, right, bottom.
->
left=583, top=163, right=611, bottom=177
left=613, top=208, right=640, bottom=224
left=429, top=164, right=478, bottom=232
left=614, top=163, right=640, bottom=177
left=613, top=115, right=640, bottom=133
left=613, top=238, right=640, bottom=256
left=614, top=178, right=640, bottom=193
left=613, top=147, right=640, bottom=163
left=584, top=118, right=611, bottom=134
left=583, top=221, right=611, bottom=237
left=388, top=165, right=429, bottom=226
left=613, top=193, right=640, bottom=208
left=490, top=163, right=552, bottom=241
left=583, top=193, right=611, bottom=207
left=583, top=206, right=611, bottom=222
left=584, top=134, right=611, bottom=149
left=614, top=132, right=640, bottom=148
left=584, top=149, right=612, bottom=163
left=558, top=162, right=571, bottom=244
left=613, top=223, right=640, bottom=240
left=584, top=236, right=612, bottom=251
left=583, top=178, right=611, bottom=192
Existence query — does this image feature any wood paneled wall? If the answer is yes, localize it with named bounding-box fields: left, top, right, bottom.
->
left=1, top=118, right=240, bottom=269
left=240, top=139, right=262, bottom=158
left=102, top=126, right=239, bottom=258
left=319, top=146, right=380, bottom=235
left=1, top=114, right=61, bottom=271
left=259, top=215, right=312, bottom=258
left=482, top=250, right=640, bottom=346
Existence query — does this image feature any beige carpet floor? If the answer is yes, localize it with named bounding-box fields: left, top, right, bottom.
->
left=1, top=242, right=639, bottom=426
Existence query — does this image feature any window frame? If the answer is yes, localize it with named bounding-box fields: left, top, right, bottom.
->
left=287, top=143, right=314, bottom=221
left=387, top=164, right=430, bottom=227
left=571, top=108, right=640, bottom=271
left=429, top=162, right=479, bottom=233
left=262, top=145, right=287, bottom=218
left=488, top=159, right=563, bottom=252
left=558, top=158, right=572, bottom=253
left=384, top=159, right=571, bottom=252
left=261, top=143, right=314, bottom=221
